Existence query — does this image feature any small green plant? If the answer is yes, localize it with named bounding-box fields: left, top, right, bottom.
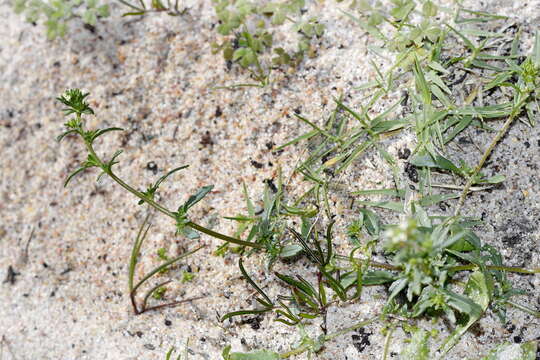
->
left=181, top=271, right=195, bottom=283
left=12, top=0, right=110, bottom=39
left=151, top=286, right=167, bottom=300
left=211, top=0, right=325, bottom=87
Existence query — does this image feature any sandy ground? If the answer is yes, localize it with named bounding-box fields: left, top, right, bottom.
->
left=0, top=0, right=539, bottom=359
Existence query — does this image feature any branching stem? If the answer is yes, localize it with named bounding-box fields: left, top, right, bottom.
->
left=81, top=130, right=262, bottom=249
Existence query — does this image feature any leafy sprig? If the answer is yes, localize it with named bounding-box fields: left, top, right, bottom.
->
left=56, top=88, right=262, bottom=249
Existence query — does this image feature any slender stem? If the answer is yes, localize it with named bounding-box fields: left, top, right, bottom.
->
left=82, top=137, right=262, bottom=248
left=129, top=212, right=152, bottom=314
left=141, top=280, right=173, bottom=311
left=337, top=254, right=539, bottom=274
left=132, top=246, right=204, bottom=295
left=108, top=171, right=175, bottom=218
left=336, top=254, right=400, bottom=271
left=279, top=344, right=310, bottom=358
left=454, top=94, right=530, bottom=216
left=84, top=137, right=175, bottom=218
left=130, top=291, right=140, bottom=314
left=188, top=222, right=263, bottom=248
left=449, top=264, right=540, bottom=274
left=325, top=315, right=381, bottom=341
left=141, top=295, right=205, bottom=314
left=382, top=325, right=395, bottom=360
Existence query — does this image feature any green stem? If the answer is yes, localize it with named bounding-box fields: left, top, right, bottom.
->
left=449, top=264, right=539, bottom=274
left=336, top=254, right=400, bottom=271
left=82, top=137, right=262, bottom=248
left=337, top=254, right=539, bottom=274
left=454, top=93, right=530, bottom=216
left=110, top=171, right=175, bottom=218
left=128, top=211, right=152, bottom=313
left=84, top=139, right=176, bottom=219
left=188, top=221, right=263, bottom=249
left=382, top=325, right=395, bottom=360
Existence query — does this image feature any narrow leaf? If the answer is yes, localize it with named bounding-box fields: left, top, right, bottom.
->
left=64, top=166, right=90, bottom=187
left=182, top=185, right=214, bottom=211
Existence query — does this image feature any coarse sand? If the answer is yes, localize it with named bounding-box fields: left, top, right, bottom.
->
left=0, top=1, right=539, bottom=359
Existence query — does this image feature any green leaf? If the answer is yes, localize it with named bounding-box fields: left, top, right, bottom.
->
left=482, top=175, right=505, bottom=184
left=181, top=185, right=214, bottom=212
left=57, top=89, right=94, bottom=116
left=90, top=127, right=124, bottom=142
left=97, top=4, right=109, bottom=17
left=238, top=259, right=273, bottom=306
left=64, top=166, right=90, bottom=187
left=359, top=208, right=380, bottom=236
left=56, top=129, right=79, bottom=142
left=413, top=57, right=432, bottom=105
left=122, top=11, right=146, bottom=16
left=280, top=244, right=303, bottom=258
left=410, top=152, right=464, bottom=176
left=179, top=226, right=200, bottom=240
left=82, top=9, right=97, bottom=25
left=438, top=278, right=488, bottom=356
left=448, top=229, right=481, bottom=251
left=441, top=288, right=483, bottom=318
left=363, top=270, right=396, bottom=285
left=341, top=270, right=395, bottom=289
left=221, top=308, right=272, bottom=322
left=321, top=269, right=346, bottom=301
left=390, top=0, right=415, bottom=21
left=444, top=116, right=473, bottom=144
left=465, top=271, right=492, bottom=311
left=418, top=193, right=460, bottom=207
left=356, top=200, right=404, bottom=213
left=422, top=1, right=437, bottom=18
left=275, top=273, right=316, bottom=298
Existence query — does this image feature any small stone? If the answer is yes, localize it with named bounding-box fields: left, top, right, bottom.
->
left=146, top=161, right=158, bottom=175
